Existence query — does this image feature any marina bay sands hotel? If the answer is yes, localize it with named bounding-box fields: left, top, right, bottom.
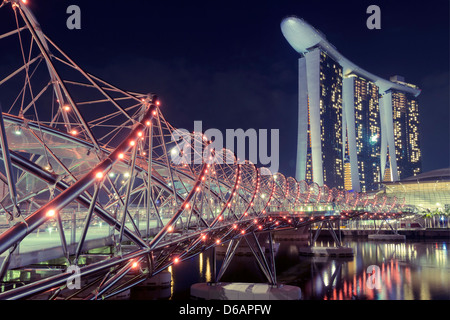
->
left=281, top=16, right=422, bottom=192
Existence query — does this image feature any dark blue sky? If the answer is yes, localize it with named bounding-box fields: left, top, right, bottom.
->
left=24, top=0, right=449, bottom=178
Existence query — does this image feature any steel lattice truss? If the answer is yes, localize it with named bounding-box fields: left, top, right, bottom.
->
left=0, top=0, right=411, bottom=300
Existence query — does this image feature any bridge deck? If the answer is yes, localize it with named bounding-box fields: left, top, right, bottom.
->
left=0, top=212, right=340, bottom=270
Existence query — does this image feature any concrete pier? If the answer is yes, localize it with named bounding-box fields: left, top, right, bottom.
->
left=273, top=227, right=310, bottom=241
left=298, top=246, right=354, bottom=257
left=191, top=282, right=301, bottom=300
left=342, top=228, right=449, bottom=239
left=368, top=234, right=406, bottom=241
left=107, top=289, right=131, bottom=300
left=215, top=241, right=279, bottom=256
left=137, top=271, right=172, bottom=287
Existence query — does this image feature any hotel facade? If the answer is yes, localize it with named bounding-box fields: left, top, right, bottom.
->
left=281, top=16, right=422, bottom=192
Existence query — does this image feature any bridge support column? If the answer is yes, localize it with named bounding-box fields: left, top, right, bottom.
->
left=191, top=232, right=302, bottom=300
left=214, top=238, right=239, bottom=283
left=368, top=218, right=406, bottom=241
left=311, top=220, right=342, bottom=247
left=300, top=219, right=354, bottom=258
left=213, top=232, right=277, bottom=286
left=244, top=232, right=277, bottom=286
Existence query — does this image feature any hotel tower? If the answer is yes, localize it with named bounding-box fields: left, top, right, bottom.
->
left=281, top=16, right=422, bottom=192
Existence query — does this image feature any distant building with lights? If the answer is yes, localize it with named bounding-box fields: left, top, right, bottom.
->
left=343, top=156, right=352, bottom=191
left=384, top=76, right=422, bottom=180
left=379, top=168, right=450, bottom=212
left=281, top=16, right=422, bottom=191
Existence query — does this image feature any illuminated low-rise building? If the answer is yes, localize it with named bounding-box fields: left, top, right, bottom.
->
left=379, top=168, right=450, bottom=212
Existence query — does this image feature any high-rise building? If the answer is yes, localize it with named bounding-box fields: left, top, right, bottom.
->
left=281, top=16, right=422, bottom=192
left=344, top=75, right=381, bottom=192
left=296, top=48, right=344, bottom=189
left=380, top=77, right=422, bottom=181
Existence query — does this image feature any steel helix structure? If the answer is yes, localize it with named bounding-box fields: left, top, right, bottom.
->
left=0, top=0, right=407, bottom=300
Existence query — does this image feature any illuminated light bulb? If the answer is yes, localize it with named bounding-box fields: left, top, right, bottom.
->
left=244, top=212, right=248, bottom=216
left=152, top=110, right=157, bottom=116
left=146, top=120, right=151, bottom=126
left=95, top=171, right=104, bottom=179
left=170, top=148, right=178, bottom=156
left=201, top=176, right=205, bottom=181
left=202, top=234, right=207, bottom=241
left=216, top=239, right=221, bottom=245
left=168, top=225, right=173, bottom=232
left=288, top=219, right=292, bottom=223
left=258, top=225, right=263, bottom=230
left=227, top=203, right=231, bottom=207
left=241, top=230, right=246, bottom=235
left=269, top=218, right=273, bottom=222
left=173, top=257, right=179, bottom=264
left=130, top=140, right=136, bottom=146
left=46, top=209, right=56, bottom=217
left=21, top=0, right=27, bottom=4
left=156, top=101, right=160, bottom=106
left=118, top=153, right=124, bottom=159
left=275, top=221, right=279, bottom=226
left=137, top=131, right=143, bottom=137
left=71, top=130, right=78, bottom=135
left=218, top=215, right=223, bottom=221
left=185, top=203, right=190, bottom=209
left=131, top=261, right=139, bottom=269
left=196, top=187, right=200, bottom=192
left=63, top=105, right=70, bottom=112
left=253, top=219, right=258, bottom=224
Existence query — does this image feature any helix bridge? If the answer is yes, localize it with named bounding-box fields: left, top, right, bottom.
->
left=0, top=0, right=411, bottom=300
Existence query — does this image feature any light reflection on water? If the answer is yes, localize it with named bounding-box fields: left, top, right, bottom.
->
left=287, top=239, right=450, bottom=300
left=131, top=239, right=450, bottom=300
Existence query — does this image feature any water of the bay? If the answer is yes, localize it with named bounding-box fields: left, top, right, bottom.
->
left=130, top=237, right=450, bottom=300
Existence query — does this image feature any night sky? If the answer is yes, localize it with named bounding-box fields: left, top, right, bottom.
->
left=18, top=0, right=449, bottom=178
